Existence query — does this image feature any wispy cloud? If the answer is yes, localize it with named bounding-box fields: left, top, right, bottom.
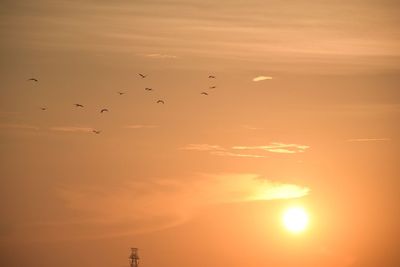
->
left=49, top=126, right=93, bottom=133
left=17, top=173, right=309, bottom=241
left=124, top=124, right=159, bottom=129
left=346, top=138, right=391, bottom=142
left=232, top=142, right=309, bottom=154
left=144, top=53, right=177, bottom=59
left=0, top=124, right=39, bottom=130
left=7, top=0, right=399, bottom=74
left=252, top=76, right=273, bottom=82
left=181, top=144, right=264, bottom=158
left=210, top=151, right=266, bottom=158
left=182, top=142, right=309, bottom=156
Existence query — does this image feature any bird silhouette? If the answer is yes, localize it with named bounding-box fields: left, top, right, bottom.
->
left=156, top=100, right=165, bottom=104
left=92, top=130, right=101, bottom=134
left=100, top=109, right=109, bottom=113
left=145, top=87, right=153, bottom=91
left=28, top=78, right=38, bottom=82
left=74, top=104, right=84, bottom=108
left=209, top=86, right=216, bottom=89
left=208, top=75, right=216, bottom=79
left=139, top=73, right=146, bottom=78
left=201, top=92, right=209, bottom=96
left=118, top=92, right=125, bottom=95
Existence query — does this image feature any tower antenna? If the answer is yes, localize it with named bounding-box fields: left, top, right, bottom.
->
left=129, top=248, right=139, bottom=267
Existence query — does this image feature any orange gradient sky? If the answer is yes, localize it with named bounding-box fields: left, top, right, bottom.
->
left=0, top=0, right=399, bottom=266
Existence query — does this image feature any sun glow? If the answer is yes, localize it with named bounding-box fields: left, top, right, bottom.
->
left=283, top=206, right=309, bottom=233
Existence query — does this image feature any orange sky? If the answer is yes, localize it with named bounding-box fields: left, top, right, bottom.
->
left=0, top=0, right=399, bottom=266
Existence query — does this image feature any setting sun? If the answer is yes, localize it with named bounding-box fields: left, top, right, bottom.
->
left=283, top=207, right=309, bottom=233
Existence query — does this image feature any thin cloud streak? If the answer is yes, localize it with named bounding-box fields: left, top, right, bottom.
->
left=181, top=144, right=224, bottom=151
left=210, top=151, right=265, bottom=158
left=264, top=148, right=297, bottom=154
left=49, top=126, right=93, bottom=133
left=182, top=142, right=309, bottom=156
left=346, top=138, right=391, bottom=142
left=144, top=53, right=177, bottom=59
left=253, top=76, right=273, bottom=82
left=181, top=144, right=264, bottom=158
left=232, top=142, right=310, bottom=154
left=124, top=124, right=159, bottom=129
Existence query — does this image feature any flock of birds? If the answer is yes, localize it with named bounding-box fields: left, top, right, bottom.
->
left=27, top=73, right=217, bottom=134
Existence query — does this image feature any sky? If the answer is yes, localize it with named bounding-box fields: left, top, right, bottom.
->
left=0, top=0, right=399, bottom=266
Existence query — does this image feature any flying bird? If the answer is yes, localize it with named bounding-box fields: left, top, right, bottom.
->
left=74, top=104, right=84, bottom=108
left=145, top=87, right=153, bottom=91
left=28, top=78, right=38, bottom=82
left=201, top=92, right=209, bottom=96
left=100, top=109, right=109, bottom=113
left=138, top=73, right=146, bottom=78
left=156, top=100, right=165, bottom=104
left=209, top=86, right=216, bottom=89
left=92, top=130, right=101, bottom=134
left=118, top=92, right=125, bottom=95
left=208, top=75, right=216, bottom=79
